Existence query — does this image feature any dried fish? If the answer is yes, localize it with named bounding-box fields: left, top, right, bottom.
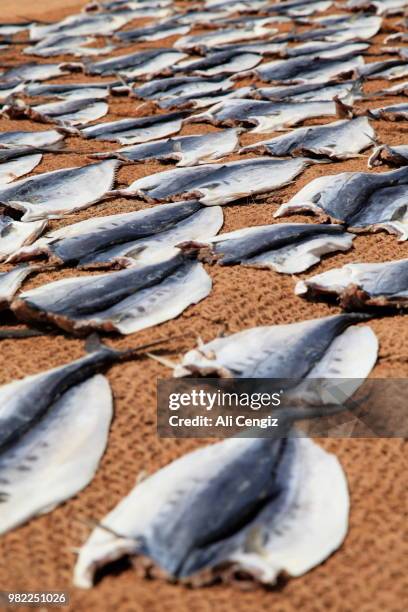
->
left=74, top=436, right=348, bottom=588
left=12, top=252, right=212, bottom=334
left=241, top=118, right=375, bottom=161
left=24, top=34, right=115, bottom=58
left=115, top=20, right=190, bottom=43
left=86, top=49, right=187, bottom=78
left=359, top=59, right=408, bottom=80
left=158, top=86, right=252, bottom=110
left=174, top=23, right=278, bottom=54
left=346, top=0, right=408, bottom=14
left=0, top=265, right=37, bottom=309
left=209, top=41, right=286, bottom=55
left=4, top=98, right=108, bottom=127
left=190, top=99, right=338, bottom=132
left=0, top=62, right=69, bottom=83
left=97, top=129, right=240, bottom=166
left=25, top=81, right=118, bottom=100
left=0, top=160, right=118, bottom=222
left=10, top=200, right=223, bottom=269
left=29, top=11, right=131, bottom=41
left=179, top=223, right=354, bottom=273
left=368, top=144, right=408, bottom=167
left=0, top=129, right=64, bottom=148
left=118, top=158, right=312, bottom=205
left=275, top=166, right=408, bottom=240
left=0, top=148, right=44, bottom=184
left=82, top=111, right=187, bottom=145
left=274, top=0, right=333, bottom=15
left=0, top=216, right=47, bottom=262
left=0, top=80, right=25, bottom=101
left=175, top=313, right=377, bottom=380
left=377, top=80, right=408, bottom=96
left=369, top=103, right=408, bottom=120
left=253, top=80, right=362, bottom=102
left=296, top=259, right=408, bottom=309
left=174, top=50, right=262, bottom=76
left=286, top=41, right=369, bottom=59
left=255, top=54, right=364, bottom=83
left=133, top=75, right=233, bottom=101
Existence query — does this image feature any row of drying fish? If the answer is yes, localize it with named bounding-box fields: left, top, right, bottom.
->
left=0, top=311, right=379, bottom=588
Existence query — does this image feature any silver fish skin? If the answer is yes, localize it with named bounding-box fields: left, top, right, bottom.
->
left=296, top=259, right=408, bottom=309
left=255, top=53, right=364, bottom=83
left=369, top=103, right=408, bottom=121
left=285, top=41, right=369, bottom=59
left=73, top=436, right=349, bottom=588
left=0, top=153, right=43, bottom=185
left=12, top=252, right=212, bottom=335
left=25, top=81, right=121, bottom=100
left=10, top=200, right=223, bottom=268
left=175, top=313, right=377, bottom=380
left=23, top=34, right=115, bottom=58
left=275, top=166, right=408, bottom=240
left=179, top=223, right=354, bottom=274
left=368, top=144, right=408, bottom=168
left=346, top=0, right=408, bottom=14
left=118, top=157, right=312, bottom=206
left=173, top=23, right=278, bottom=54
left=189, top=98, right=337, bottom=132
left=81, top=111, right=188, bottom=144
left=6, top=97, right=109, bottom=127
left=29, top=12, right=132, bottom=41
left=157, top=87, right=252, bottom=110
left=0, top=129, right=64, bottom=148
left=241, top=118, right=375, bottom=161
left=115, top=20, right=190, bottom=43
left=0, top=265, right=36, bottom=309
left=0, top=216, right=47, bottom=262
left=98, top=129, right=240, bottom=166
left=253, top=80, right=362, bottom=102
left=0, top=159, right=119, bottom=222
left=0, top=62, right=69, bottom=83
left=86, top=49, right=187, bottom=78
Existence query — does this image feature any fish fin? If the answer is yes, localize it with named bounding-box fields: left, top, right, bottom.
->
left=146, top=352, right=178, bottom=369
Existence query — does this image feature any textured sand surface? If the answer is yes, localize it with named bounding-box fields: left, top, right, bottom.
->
left=0, top=1, right=407, bottom=610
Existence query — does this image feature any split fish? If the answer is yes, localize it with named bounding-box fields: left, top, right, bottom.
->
left=285, top=41, right=369, bottom=59
left=253, top=80, right=362, bottom=102
left=12, top=252, right=212, bottom=335
left=241, top=118, right=375, bottom=161
left=10, top=200, right=224, bottom=269
left=173, top=23, right=278, bottom=54
left=255, top=54, right=364, bottom=83
left=117, top=157, right=312, bottom=205
left=0, top=151, right=43, bottom=184
left=0, top=80, right=25, bottom=101
left=86, top=49, right=187, bottom=79
left=115, top=21, right=190, bottom=43
left=0, top=62, right=69, bottom=83
left=4, top=98, right=108, bottom=127
left=346, top=0, right=408, bottom=14
left=275, top=166, right=408, bottom=240
left=24, top=34, right=115, bottom=58
left=25, top=81, right=119, bottom=100
left=0, top=265, right=37, bottom=309
left=96, top=129, right=240, bottom=166
left=158, top=87, right=252, bottom=110
left=368, top=144, right=408, bottom=167
left=133, top=76, right=233, bottom=101
left=360, top=59, right=408, bottom=80
left=369, top=103, right=408, bottom=121
left=73, top=435, right=349, bottom=588
left=0, top=129, right=64, bottom=149
left=189, top=99, right=338, bottom=132
left=173, top=50, right=262, bottom=76
left=179, top=223, right=354, bottom=274
left=29, top=11, right=132, bottom=40
left=81, top=111, right=188, bottom=144
left=296, top=259, right=408, bottom=309
left=0, top=216, right=47, bottom=262
left=0, top=159, right=118, bottom=222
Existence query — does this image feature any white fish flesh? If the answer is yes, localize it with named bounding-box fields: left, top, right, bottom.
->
left=24, top=34, right=115, bottom=58
left=0, top=216, right=47, bottom=262
left=0, top=265, right=37, bottom=309
left=73, top=436, right=349, bottom=588
left=0, top=345, right=118, bottom=533
left=255, top=54, right=364, bottom=83
left=98, top=129, right=240, bottom=166
left=12, top=252, right=212, bottom=335
left=81, top=111, right=188, bottom=144
left=86, top=49, right=187, bottom=79
left=190, top=99, right=338, bottom=132
left=241, top=118, right=375, bottom=161
left=0, top=153, right=43, bottom=184
left=174, top=50, right=262, bottom=76
left=275, top=166, right=408, bottom=240
left=0, top=129, right=64, bottom=148
left=118, top=158, right=312, bottom=205
left=10, top=200, right=223, bottom=268
left=0, top=160, right=118, bottom=222
left=296, top=259, right=408, bottom=309
left=179, top=223, right=354, bottom=274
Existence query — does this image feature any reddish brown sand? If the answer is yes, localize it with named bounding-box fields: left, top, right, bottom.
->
left=0, top=1, right=407, bottom=611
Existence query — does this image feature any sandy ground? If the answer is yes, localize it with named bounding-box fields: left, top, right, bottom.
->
left=0, top=1, right=407, bottom=611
